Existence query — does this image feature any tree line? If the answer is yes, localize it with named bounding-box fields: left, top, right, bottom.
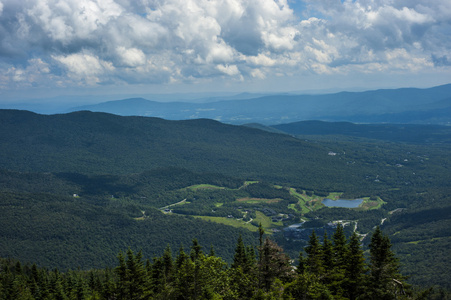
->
left=1, top=225, right=446, bottom=300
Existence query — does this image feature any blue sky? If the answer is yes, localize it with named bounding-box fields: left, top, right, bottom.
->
left=0, top=0, right=450, bottom=103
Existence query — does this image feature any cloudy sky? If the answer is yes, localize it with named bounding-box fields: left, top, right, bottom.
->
left=1, top=0, right=450, bottom=102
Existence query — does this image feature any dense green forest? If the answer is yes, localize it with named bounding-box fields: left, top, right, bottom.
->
left=2, top=226, right=449, bottom=299
left=272, top=120, right=451, bottom=144
left=0, top=109, right=450, bottom=291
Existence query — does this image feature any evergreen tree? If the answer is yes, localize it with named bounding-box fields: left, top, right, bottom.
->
left=190, top=238, right=203, bottom=262
left=115, top=251, right=128, bottom=300
left=283, top=272, right=334, bottom=300
left=332, top=224, right=348, bottom=268
left=162, top=244, right=174, bottom=281
left=150, top=257, right=166, bottom=296
left=297, top=251, right=306, bottom=275
left=125, top=249, right=148, bottom=299
left=173, top=250, right=196, bottom=299
left=208, top=244, right=215, bottom=257
left=365, top=226, right=408, bottom=299
left=259, top=237, right=293, bottom=291
left=245, top=245, right=256, bottom=273
left=232, top=234, right=247, bottom=270
left=329, top=224, right=348, bottom=297
left=175, top=245, right=188, bottom=270
left=344, top=231, right=366, bottom=300
left=322, top=232, right=334, bottom=273
left=102, top=270, right=115, bottom=300
left=305, top=230, right=324, bottom=276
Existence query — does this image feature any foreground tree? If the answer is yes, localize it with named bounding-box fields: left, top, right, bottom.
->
left=343, top=231, right=366, bottom=300
left=259, top=237, right=293, bottom=291
left=0, top=226, right=434, bottom=299
left=305, top=230, right=324, bottom=276
left=364, top=226, right=410, bottom=299
left=283, top=272, right=333, bottom=300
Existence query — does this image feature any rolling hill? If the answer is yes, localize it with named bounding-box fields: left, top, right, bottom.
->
left=68, top=84, right=451, bottom=125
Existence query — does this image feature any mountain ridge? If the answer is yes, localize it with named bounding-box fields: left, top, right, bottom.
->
left=66, top=84, right=451, bottom=125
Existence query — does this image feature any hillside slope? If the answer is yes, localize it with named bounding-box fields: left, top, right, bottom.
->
left=0, top=109, right=372, bottom=191
left=272, top=120, right=451, bottom=144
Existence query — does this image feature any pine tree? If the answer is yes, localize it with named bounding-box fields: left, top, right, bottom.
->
left=173, top=247, right=196, bottom=299
left=329, top=224, right=348, bottom=297
left=115, top=251, right=128, bottom=300
left=322, top=232, right=334, bottom=273
left=208, top=244, right=215, bottom=257
left=297, top=251, right=306, bottom=275
left=190, top=238, right=203, bottom=261
left=175, top=245, right=188, bottom=269
left=150, top=257, right=165, bottom=296
left=259, top=237, right=292, bottom=291
left=332, top=224, right=348, bottom=268
left=162, top=244, right=173, bottom=281
left=344, top=231, right=366, bottom=300
left=125, top=249, right=147, bottom=299
left=232, top=234, right=247, bottom=270
left=365, top=226, right=408, bottom=299
left=305, top=230, right=324, bottom=276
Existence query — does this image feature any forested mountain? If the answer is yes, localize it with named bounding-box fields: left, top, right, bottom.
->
left=272, top=120, right=451, bottom=144
left=0, top=109, right=450, bottom=291
left=68, top=84, right=451, bottom=125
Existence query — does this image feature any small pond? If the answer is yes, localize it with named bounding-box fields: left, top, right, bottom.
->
left=322, top=198, right=363, bottom=208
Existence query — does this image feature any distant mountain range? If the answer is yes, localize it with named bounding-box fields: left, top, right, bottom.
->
left=67, top=84, right=451, bottom=125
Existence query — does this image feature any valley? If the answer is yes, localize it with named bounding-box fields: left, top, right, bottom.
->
left=0, top=109, right=450, bottom=290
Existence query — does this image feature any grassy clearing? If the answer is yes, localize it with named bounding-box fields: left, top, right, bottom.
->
left=254, top=211, right=274, bottom=229
left=325, top=192, right=343, bottom=200
left=236, top=197, right=282, bottom=204
left=193, top=211, right=278, bottom=233
left=194, top=216, right=259, bottom=232
left=244, top=181, right=259, bottom=185
left=406, top=236, right=450, bottom=244
left=289, top=188, right=328, bottom=213
left=360, top=197, right=386, bottom=210
left=188, top=184, right=224, bottom=190
left=288, top=188, right=310, bottom=214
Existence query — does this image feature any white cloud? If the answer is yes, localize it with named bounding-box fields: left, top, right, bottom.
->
left=246, top=53, right=276, bottom=67
left=0, top=0, right=450, bottom=92
left=216, top=64, right=240, bottom=76
left=116, top=47, right=146, bottom=67
left=53, top=52, right=115, bottom=84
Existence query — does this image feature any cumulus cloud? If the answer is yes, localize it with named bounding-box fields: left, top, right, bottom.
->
left=0, top=0, right=450, bottom=90
left=52, top=52, right=115, bottom=84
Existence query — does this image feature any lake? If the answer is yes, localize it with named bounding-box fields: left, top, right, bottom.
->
left=322, top=198, right=363, bottom=208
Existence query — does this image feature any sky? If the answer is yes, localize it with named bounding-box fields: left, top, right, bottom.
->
left=0, top=0, right=451, bottom=103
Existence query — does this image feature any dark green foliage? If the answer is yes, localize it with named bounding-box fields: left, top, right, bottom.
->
left=283, top=273, right=334, bottom=300
left=0, top=190, right=257, bottom=270
left=305, top=231, right=324, bottom=276
left=273, top=120, right=451, bottom=144
left=343, top=232, right=366, bottom=300
left=364, top=226, right=409, bottom=299
left=0, top=109, right=450, bottom=291
left=259, top=237, right=293, bottom=291
left=0, top=227, right=438, bottom=299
